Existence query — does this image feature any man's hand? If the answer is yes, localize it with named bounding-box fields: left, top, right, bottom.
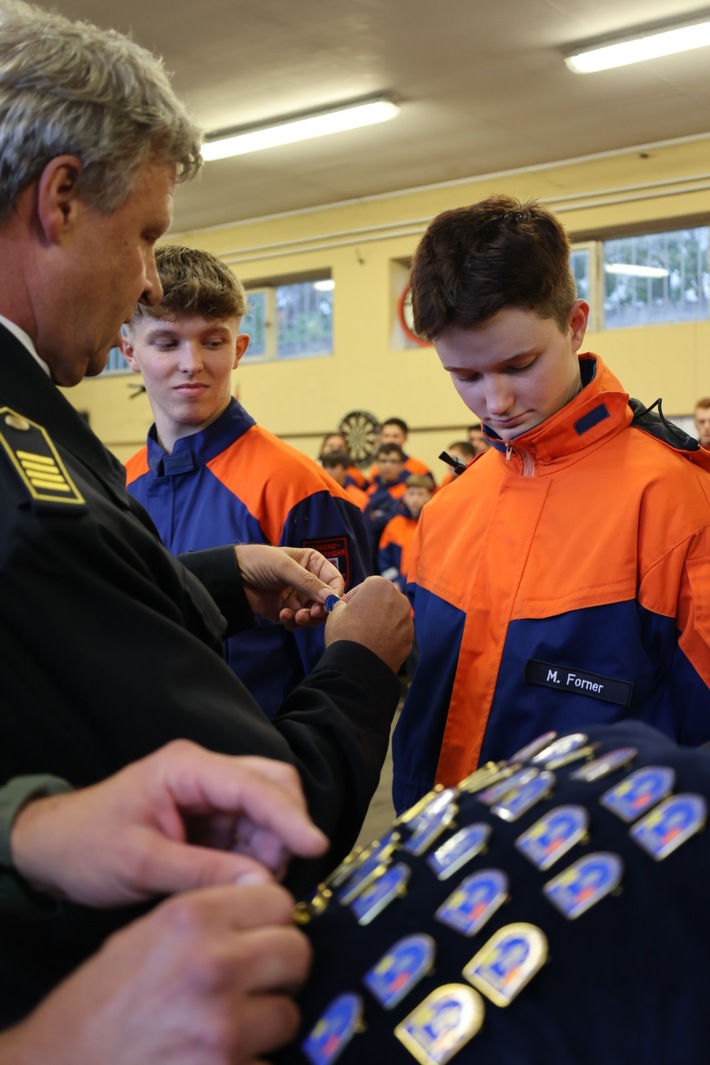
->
left=325, top=575, right=414, bottom=673
left=0, top=884, right=310, bottom=1065
left=236, top=544, right=345, bottom=629
left=10, top=741, right=327, bottom=907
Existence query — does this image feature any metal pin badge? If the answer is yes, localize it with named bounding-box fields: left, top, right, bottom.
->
left=477, top=767, right=540, bottom=806
left=403, top=800, right=459, bottom=857
left=599, top=765, right=675, bottom=822
left=491, top=770, right=555, bottom=822
left=395, top=785, right=446, bottom=827
left=435, top=869, right=509, bottom=937
left=364, top=933, right=436, bottom=1009
left=302, top=992, right=365, bottom=1065
left=462, top=922, right=548, bottom=1007
left=427, top=823, right=491, bottom=881
left=324, top=594, right=343, bottom=613
left=458, top=762, right=519, bottom=795
left=630, top=793, right=707, bottom=860
left=543, top=851, right=623, bottom=919
left=515, top=804, right=589, bottom=871
left=335, top=831, right=400, bottom=905
left=395, top=983, right=485, bottom=1065
left=569, top=746, right=637, bottom=783
left=350, top=861, right=411, bottom=925
left=530, top=733, right=588, bottom=766
left=509, top=731, right=558, bottom=763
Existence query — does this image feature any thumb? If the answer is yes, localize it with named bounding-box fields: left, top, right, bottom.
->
left=128, top=836, right=277, bottom=898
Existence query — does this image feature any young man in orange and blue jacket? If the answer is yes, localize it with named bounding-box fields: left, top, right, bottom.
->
left=123, top=246, right=371, bottom=718
left=392, top=194, right=710, bottom=812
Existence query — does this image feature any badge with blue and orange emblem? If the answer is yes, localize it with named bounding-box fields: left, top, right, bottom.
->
left=462, top=922, right=548, bottom=1007
left=394, top=983, right=485, bottom=1065
left=302, top=992, right=364, bottom=1065
left=515, top=804, right=589, bottom=871
left=543, top=851, right=623, bottom=919
left=599, top=766, right=675, bottom=822
left=350, top=861, right=411, bottom=924
left=427, top=823, right=491, bottom=880
left=364, top=933, right=436, bottom=1009
left=491, top=770, right=555, bottom=822
left=630, top=793, right=707, bottom=860
left=434, top=869, right=508, bottom=936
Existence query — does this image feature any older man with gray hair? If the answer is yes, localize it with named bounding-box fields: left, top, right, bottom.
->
left=0, top=1, right=412, bottom=1059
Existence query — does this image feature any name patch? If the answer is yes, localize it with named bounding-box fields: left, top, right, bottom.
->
left=525, top=660, right=633, bottom=707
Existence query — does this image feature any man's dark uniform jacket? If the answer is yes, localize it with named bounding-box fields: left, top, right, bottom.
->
left=278, top=721, right=710, bottom=1065
left=0, top=326, right=400, bottom=1025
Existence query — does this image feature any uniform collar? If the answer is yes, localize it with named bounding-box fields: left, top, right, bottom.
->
left=484, top=354, right=632, bottom=473
left=146, top=398, right=256, bottom=475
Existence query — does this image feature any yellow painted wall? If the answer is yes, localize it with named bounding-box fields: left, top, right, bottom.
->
left=65, top=134, right=710, bottom=474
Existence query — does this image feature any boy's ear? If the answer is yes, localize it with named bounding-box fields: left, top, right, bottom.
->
left=36, top=155, right=84, bottom=243
left=569, top=299, right=589, bottom=351
left=119, top=332, right=141, bottom=374
left=233, top=333, right=250, bottom=368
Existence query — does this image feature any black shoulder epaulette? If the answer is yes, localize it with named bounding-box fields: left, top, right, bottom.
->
left=629, top=396, right=699, bottom=453
left=0, top=406, right=86, bottom=510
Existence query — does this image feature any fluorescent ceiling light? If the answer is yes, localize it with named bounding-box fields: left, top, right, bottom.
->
left=203, top=97, right=399, bottom=161
left=313, top=279, right=335, bottom=291
left=605, top=264, right=670, bottom=278
left=565, top=18, right=710, bottom=73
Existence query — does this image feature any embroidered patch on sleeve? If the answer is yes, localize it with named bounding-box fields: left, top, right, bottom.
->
left=302, top=535, right=351, bottom=586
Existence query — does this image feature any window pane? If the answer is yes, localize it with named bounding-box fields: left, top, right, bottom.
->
left=242, top=290, right=267, bottom=358
left=603, top=227, right=709, bottom=329
left=570, top=248, right=590, bottom=300
left=276, top=280, right=332, bottom=358
left=101, top=346, right=130, bottom=376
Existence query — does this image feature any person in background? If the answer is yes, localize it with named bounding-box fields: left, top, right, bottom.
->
left=123, top=245, right=372, bottom=717
left=392, top=194, right=710, bottom=813
left=321, top=449, right=369, bottom=511
left=468, top=420, right=491, bottom=454
left=369, top=417, right=436, bottom=485
left=379, top=475, right=434, bottom=592
left=0, top=0, right=412, bottom=1024
left=318, top=431, right=369, bottom=489
left=693, top=396, right=710, bottom=448
left=364, top=442, right=410, bottom=569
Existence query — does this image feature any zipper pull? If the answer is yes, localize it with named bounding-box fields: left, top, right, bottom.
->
left=505, top=441, right=514, bottom=464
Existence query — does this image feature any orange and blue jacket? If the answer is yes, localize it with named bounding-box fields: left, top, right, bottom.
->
left=392, top=355, right=710, bottom=812
left=125, top=400, right=371, bottom=717
left=379, top=509, right=419, bottom=591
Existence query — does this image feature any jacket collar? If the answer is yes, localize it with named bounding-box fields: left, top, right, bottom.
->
left=146, top=398, right=256, bottom=475
left=484, top=354, right=632, bottom=474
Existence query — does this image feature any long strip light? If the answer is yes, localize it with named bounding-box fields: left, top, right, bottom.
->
left=605, top=264, right=670, bottom=278
left=202, top=97, right=399, bottom=162
left=565, top=17, right=710, bottom=74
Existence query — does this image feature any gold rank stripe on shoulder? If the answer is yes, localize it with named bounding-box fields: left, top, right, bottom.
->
left=0, top=407, right=85, bottom=505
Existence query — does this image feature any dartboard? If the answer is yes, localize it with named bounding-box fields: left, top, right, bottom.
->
left=338, top=410, right=381, bottom=466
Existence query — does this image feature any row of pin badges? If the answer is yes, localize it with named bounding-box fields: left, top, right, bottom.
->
left=299, top=731, right=708, bottom=1065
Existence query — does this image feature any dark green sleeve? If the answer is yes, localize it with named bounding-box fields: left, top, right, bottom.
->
left=0, top=776, right=72, bottom=917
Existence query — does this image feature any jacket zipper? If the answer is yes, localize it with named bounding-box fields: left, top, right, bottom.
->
left=505, top=441, right=535, bottom=476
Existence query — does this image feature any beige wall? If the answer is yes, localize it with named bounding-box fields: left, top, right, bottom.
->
left=65, top=134, right=710, bottom=475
